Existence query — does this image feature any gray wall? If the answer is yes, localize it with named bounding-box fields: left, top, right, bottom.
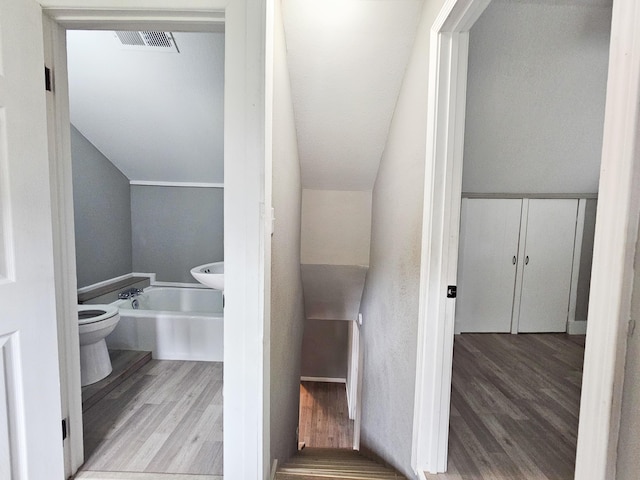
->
left=270, top=0, right=306, bottom=468
left=131, top=185, right=223, bottom=283
left=358, top=0, right=445, bottom=477
left=576, top=199, right=598, bottom=322
left=462, top=0, right=611, bottom=194
left=616, top=212, right=640, bottom=478
left=300, top=320, right=349, bottom=379
left=71, top=125, right=132, bottom=288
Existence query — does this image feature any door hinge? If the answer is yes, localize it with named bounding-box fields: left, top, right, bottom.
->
left=447, top=285, right=457, bottom=298
left=45, top=66, right=53, bottom=92
left=62, top=418, right=68, bottom=440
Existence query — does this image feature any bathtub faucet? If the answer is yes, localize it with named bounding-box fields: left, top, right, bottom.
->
left=118, top=287, right=143, bottom=300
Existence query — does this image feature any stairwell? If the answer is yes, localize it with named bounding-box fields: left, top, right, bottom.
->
left=276, top=448, right=405, bottom=480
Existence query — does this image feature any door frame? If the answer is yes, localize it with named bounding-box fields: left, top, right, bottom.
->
left=38, top=1, right=271, bottom=479
left=412, top=0, right=640, bottom=476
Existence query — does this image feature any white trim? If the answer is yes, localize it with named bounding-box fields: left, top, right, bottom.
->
left=568, top=320, right=588, bottom=336
left=462, top=192, right=598, bottom=199
left=411, top=0, right=491, bottom=474
left=300, top=376, right=346, bottom=384
left=43, top=15, right=83, bottom=476
left=130, top=180, right=224, bottom=188
left=575, top=0, right=640, bottom=477
left=270, top=459, right=278, bottom=480
left=39, top=2, right=268, bottom=479
left=567, top=199, right=586, bottom=330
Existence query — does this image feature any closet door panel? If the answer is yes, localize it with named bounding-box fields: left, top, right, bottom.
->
left=517, top=199, right=578, bottom=332
left=456, top=198, right=522, bottom=332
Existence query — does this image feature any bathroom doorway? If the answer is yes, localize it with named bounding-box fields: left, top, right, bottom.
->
left=66, top=28, right=225, bottom=477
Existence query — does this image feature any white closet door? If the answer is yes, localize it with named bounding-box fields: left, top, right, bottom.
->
left=456, top=198, right=522, bottom=333
left=517, top=199, right=578, bottom=332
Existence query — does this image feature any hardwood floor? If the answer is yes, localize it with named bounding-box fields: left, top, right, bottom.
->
left=80, top=360, right=223, bottom=478
left=425, top=333, right=586, bottom=480
left=299, top=381, right=354, bottom=449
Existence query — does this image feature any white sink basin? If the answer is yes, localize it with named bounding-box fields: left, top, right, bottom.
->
left=190, top=261, right=224, bottom=290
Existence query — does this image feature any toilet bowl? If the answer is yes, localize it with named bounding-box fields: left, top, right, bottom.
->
left=78, top=304, right=120, bottom=386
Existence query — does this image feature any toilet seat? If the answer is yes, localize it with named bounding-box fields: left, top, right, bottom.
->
left=78, top=304, right=119, bottom=325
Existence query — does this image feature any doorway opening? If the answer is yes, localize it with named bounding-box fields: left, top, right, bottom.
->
left=444, top=0, right=610, bottom=473
left=66, top=28, right=224, bottom=477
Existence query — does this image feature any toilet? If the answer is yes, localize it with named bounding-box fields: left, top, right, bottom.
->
left=78, top=304, right=120, bottom=386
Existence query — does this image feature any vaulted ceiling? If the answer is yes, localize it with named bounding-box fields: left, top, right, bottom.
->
left=282, top=0, right=423, bottom=191
left=67, top=1, right=424, bottom=191
left=67, top=31, right=224, bottom=184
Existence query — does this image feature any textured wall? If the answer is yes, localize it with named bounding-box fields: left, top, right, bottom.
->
left=616, top=212, right=640, bottom=478
left=301, top=189, right=372, bottom=266
left=270, top=0, right=306, bottom=468
left=358, top=0, right=445, bottom=477
left=576, top=199, right=598, bottom=322
left=462, top=0, right=611, bottom=194
left=300, top=319, right=349, bottom=379
left=131, top=185, right=223, bottom=283
left=71, top=125, right=132, bottom=287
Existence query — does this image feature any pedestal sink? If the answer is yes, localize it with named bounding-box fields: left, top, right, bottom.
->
left=190, top=261, right=224, bottom=290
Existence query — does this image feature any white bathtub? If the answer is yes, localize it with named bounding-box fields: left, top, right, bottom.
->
left=106, top=286, right=223, bottom=362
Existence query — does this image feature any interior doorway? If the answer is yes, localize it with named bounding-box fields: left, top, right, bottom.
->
left=411, top=0, right=639, bottom=476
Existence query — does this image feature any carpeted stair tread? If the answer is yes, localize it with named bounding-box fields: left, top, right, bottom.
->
left=276, top=448, right=405, bottom=480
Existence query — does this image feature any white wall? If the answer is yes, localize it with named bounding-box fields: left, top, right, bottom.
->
left=616, top=212, right=640, bottom=478
left=301, top=189, right=372, bottom=266
left=269, top=0, right=306, bottom=468
left=462, top=0, right=611, bottom=194
left=358, top=0, right=446, bottom=477
left=67, top=30, right=224, bottom=184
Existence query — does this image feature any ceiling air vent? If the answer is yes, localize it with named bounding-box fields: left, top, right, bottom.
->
left=114, top=31, right=179, bottom=53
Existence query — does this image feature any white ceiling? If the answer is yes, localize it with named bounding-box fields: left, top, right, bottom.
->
left=67, top=31, right=224, bottom=183
left=282, top=0, right=424, bottom=191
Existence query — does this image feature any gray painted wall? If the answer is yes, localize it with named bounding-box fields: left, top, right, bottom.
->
left=576, top=199, right=597, bottom=322
left=270, top=0, right=306, bottom=468
left=463, top=0, right=611, bottom=194
left=616, top=211, right=640, bottom=478
left=300, top=320, right=349, bottom=379
left=131, top=185, right=223, bottom=283
left=71, top=125, right=132, bottom=288
left=358, top=0, right=445, bottom=477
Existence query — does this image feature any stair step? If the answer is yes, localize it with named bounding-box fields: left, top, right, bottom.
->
left=276, top=448, right=404, bottom=480
left=276, top=472, right=399, bottom=480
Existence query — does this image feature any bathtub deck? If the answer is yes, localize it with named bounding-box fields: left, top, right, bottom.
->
left=80, top=359, right=223, bottom=477
left=82, top=350, right=152, bottom=412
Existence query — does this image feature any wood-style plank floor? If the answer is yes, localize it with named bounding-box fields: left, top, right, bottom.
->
left=425, top=333, right=586, bottom=480
left=80, top=360, right=223, bottom=478
left=299, top=381, right=354, bottom=449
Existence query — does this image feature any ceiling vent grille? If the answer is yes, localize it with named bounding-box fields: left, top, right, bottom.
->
left=114, top=31, right=179, bottom=52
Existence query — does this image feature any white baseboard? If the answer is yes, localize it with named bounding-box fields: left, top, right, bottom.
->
left=300, top=376, right=346, bottom=383
left=568, top=320, right=588, bottom=335
left=270, top=459, right=278, bottom=480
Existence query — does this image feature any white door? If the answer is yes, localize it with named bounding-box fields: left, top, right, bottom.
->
left=456, top=198, right=522, bottom=333
left=517, top=199, right=578, bottom=333
left=0, top=0, right=66, bottom=478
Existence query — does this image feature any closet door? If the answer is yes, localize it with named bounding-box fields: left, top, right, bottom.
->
left=456, top=198, right=522, bottom=333
left=517, top=199, right=578, bottom=332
